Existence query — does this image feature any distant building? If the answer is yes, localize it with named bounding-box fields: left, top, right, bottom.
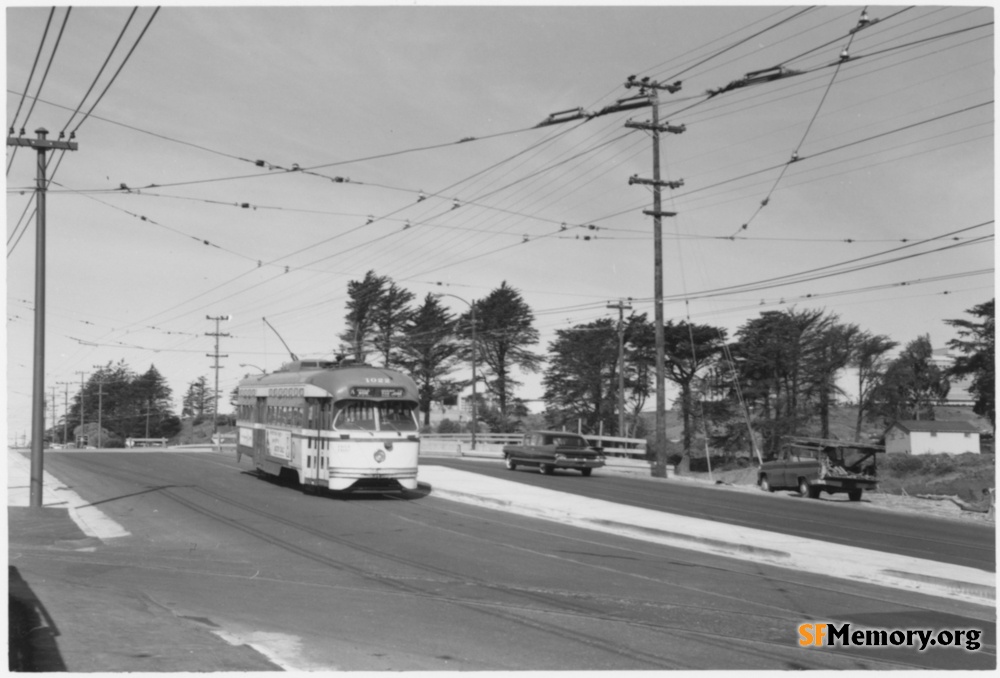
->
left=930, top=347, right=975, bottom=407
left=884, top=420, right=981, bottom=456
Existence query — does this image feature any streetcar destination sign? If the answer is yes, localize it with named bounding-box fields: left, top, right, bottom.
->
left=350, top=386, right=405, bottom=398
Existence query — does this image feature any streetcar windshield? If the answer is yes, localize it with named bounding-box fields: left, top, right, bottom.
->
left=378, top=402, right=419, bottom=432
left=332, top=400, right=418, bottom=432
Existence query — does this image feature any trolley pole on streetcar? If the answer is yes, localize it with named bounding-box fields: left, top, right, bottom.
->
left=623, top=76, right=685, bottom=478
left=7, top=128, right=78, bottom=507
left=207, top=315, right=231, bottom=450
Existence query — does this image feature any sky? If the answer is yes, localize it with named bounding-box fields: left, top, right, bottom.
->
left=4, top=3, right=995, bottom=443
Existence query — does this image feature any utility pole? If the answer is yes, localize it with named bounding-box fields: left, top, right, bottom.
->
left=206, top=315, right=231, bottom=447
left=91, top=366, right=106, bottom=448
left=56, top=381, right=72, bottom=445
left=623, top=76, right=685, bottom=478
left=75, top=370, right=88, bottom=446
left=7, top=128, right=78, bottom=507
left=50, top=385, right=57, bottom=444
left=607, top=298, right=633, bottom=437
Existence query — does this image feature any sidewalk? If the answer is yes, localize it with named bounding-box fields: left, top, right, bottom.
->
left=6, top=451, right=279, bottom=671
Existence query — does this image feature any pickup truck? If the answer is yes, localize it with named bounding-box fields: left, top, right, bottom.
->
left=502, top=431, right=605, bottom=476
left=758, top=437, right=883, bottom=501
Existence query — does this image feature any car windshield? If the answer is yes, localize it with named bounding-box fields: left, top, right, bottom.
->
left=550, top=436, right=586, bottom=448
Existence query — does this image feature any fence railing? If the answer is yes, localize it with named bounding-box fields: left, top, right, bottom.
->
left=420, top=432, right=649, bottom=459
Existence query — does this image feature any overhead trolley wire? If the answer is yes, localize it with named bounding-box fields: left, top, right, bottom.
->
left=7, top=7, right=54, bottom=136
left=59, top=7, right=138, bottom=135
left=733, top=7, right=867, bottom=237
left=7, top=7, right=56, bottom=175
left=66, top=7, right=160, bottom=137
left=17, top=7, right=71, bottom=137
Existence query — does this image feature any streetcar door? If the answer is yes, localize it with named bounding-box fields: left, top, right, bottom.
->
left=304, top=397, right=330, bottom=486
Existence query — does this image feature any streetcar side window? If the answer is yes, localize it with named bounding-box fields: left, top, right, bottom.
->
left=333, top=401, right=378, bottom=431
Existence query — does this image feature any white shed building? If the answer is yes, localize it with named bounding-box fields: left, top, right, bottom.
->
left=884, top=420, right=981, bottom=456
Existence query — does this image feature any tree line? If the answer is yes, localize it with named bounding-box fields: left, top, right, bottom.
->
left=51, top=268, right=993, bottom=461
left=339, top=271, right=993, bottom=465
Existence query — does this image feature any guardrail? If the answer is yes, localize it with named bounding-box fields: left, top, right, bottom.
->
left=421, top=432, right=649, bottom=459
left=419, top=434, right=664, bottom=475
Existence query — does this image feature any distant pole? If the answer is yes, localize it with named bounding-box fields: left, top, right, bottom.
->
left=91, top=367, right=105, bottom=448
left=624, top=76, right=684, bottom=477
left=56, top=381, right=72, bottom=444
left=50, top=386, right=57, bottom=442
left=7, top=128, right=78, bottom=507
left=75, top=370, right=88, bottom=445
left=607, top=298, right=633, bottom=436
left=206, top=315, right=231, bottom=448
left=432, top=293, right=477, bottom=449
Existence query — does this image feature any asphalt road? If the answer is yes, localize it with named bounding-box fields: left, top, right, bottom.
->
left=428, top=457, right=996, bottom=572
left=9, top=450, right=995, bottom=671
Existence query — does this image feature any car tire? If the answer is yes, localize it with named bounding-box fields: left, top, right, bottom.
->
left=760, top=475, right=773, bottom=493
left=848, top=490, right=862, bottom=502
left=798, top=478, right=812, bottom=498
left=539, top=464, right=553, bottom=475
left=505, top=455, right=517, bottom=471
left=580, top=468, right=592, bottom=477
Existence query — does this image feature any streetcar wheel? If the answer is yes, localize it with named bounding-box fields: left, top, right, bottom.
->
left=505, top=455, right=517, bottom=471
left=848, top=490, right=862, bottom=502
left=580, top=468, right=592, bottom=477
left=760, top=475, right=773, bottom=493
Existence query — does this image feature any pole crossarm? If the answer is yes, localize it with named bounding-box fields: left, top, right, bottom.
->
left=7, top=136, right=78, bottom=151
left=630, top=175, right=685, bottom=189
left=624, top=121, right=687, bottom=135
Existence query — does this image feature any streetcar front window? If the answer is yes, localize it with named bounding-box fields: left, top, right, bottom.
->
left=378, top=402, right=419, bottom=432
left=333, top=401, right=377, bottom=431
left=331, top=400, right=418, bottom=432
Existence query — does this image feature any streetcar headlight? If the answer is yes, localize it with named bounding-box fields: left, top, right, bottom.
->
left=374, top=450, right=386, bottom=463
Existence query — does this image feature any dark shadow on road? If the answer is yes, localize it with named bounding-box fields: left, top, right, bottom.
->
left=8, top=566, right=65, bottom=671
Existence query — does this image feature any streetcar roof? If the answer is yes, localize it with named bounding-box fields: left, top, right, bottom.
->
left=238, top=360, right=419, bottom=401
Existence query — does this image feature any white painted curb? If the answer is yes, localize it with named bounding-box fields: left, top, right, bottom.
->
left=420, top=465, right=995, bottom=607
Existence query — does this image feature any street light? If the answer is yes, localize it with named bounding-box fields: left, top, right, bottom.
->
left=434, top=293, right=478, bottom=450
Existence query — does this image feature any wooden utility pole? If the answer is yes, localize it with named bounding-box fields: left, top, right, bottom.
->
left=623, top=76, right=685, bottom=477
left=91, top=367, right=106, bottom=447
left=607, top=298, right=633, bottom=436
left=7, top=128, right=78, bottom=506
left=206, top=315, right=231, bottom=447
left=56, top=381, right=73, bottom=445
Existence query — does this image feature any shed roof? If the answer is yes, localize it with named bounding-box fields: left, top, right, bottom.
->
left=888, top=420, right=981, bottom=434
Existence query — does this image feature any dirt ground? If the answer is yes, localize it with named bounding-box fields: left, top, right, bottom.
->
left=677, top=466, right=995, bottom=525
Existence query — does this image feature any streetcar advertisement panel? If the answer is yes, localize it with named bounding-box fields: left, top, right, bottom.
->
left=267, top=429, right=292, bottom=459
left=239, top=428, right=253, bottom=447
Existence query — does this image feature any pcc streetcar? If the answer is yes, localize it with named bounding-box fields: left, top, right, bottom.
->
left=235, top=359, right=420, bottom=492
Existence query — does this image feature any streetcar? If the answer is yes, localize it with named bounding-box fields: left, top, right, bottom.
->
left=235, top=359, right=420, bottom=492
